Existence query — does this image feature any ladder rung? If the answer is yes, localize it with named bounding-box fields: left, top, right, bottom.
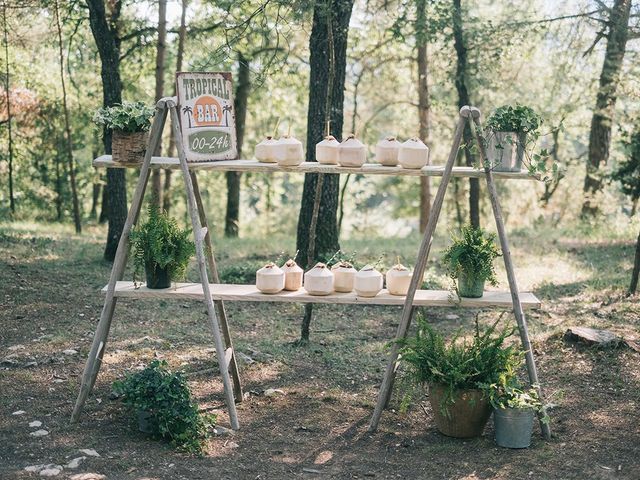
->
left=224, top=347, right=233, bottom=369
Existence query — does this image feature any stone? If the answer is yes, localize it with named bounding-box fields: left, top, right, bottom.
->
left=264, top=388, right=285, bottom=397
left=62, top=349, right=78, bottom=355
left=12, top=410, right=26, bottom=415
left=445, top=314, right=460, bottom=320
left=29, top=420, right=43, bottom=428
left=227, top=441, right=240, bottom=449
left=213, top=426, right=234, bottom=436
left=236, top=352, right=255, bottom=365
left=564, top=327, right=622, bottom=348
left=65, top=457, right=86, bottom=469
left=39, top=465, right=63, bottom=477
left=24, top=464, right=45, bottom=473
left=78, top=449, right=100, bottom=457
left=69, top=474, right=106, bottom=480
left=30, top=429, right=49, bottom=437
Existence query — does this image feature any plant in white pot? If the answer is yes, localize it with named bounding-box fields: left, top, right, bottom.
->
left=486, top=377, right=547, bottom=449
left=485, top=104, right=551, bottom=174
left=94, top=101, right=155, bottom=164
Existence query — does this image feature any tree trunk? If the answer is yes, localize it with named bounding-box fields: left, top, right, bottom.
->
left=99, top=181, right=108, bottom=223
left=2, top=2, right=14, bottom=214
left=54, top=0, right=82, bottom=233
left=582, top=0, right=631, bottom=217
left=87, top=0, right=126, bottom=261
left=630, top=226, right=640, bottom=295
left=164, top=0, right=188, bottom=214
left=296, top=0, right=353, bottom=270
left=452, top=0, right=479, bottom=228
left=151, top=0, right=167, bottom=209
left=225, top=52, right=250, bottom=237
left=55, top=151, right=63, bottom=221
left=416, top=0, right=431, bottom=233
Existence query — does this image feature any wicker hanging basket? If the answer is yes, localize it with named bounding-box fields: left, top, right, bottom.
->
left=112, top=130, right=149, bottom=164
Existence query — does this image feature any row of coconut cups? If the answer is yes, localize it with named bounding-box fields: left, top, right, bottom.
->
left=256, top=260, right=414, bottom=297
left=255, top=133, right=430, bottom=169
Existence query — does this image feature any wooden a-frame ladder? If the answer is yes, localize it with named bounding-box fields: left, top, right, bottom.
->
left=367, top=106, right=551, bottom=439
left=70, top=97, right=243, bottom=430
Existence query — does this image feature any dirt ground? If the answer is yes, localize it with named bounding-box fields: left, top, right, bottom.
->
left=1, top=223, right=639, bottom=479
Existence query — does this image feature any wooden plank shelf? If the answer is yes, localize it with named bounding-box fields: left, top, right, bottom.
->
left=103, top=281, right=541, bottom=309
left=93, top=155, right=538, bottom=180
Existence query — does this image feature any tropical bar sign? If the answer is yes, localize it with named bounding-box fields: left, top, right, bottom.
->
left=176, top=72, right=237, bottom=162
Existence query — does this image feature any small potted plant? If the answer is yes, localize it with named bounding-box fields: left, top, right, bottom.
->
left=129, top=205, right=195, bottom=289
left=94, top=101, right=155, bottom=163
left=486, top=377, right=547, bottom=449
left=443, top=224, right=501, bottom=298
left=113, top=360, right=216, bottom=453
left=400, top=316, right=518, bottom=438
left=485, top=104, right=543, bottom=172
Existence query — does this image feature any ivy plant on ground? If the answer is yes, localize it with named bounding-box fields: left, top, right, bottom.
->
left=113, top=360, right=216, bottom=454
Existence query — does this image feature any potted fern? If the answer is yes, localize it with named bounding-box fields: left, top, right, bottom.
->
left=400, top=315, right=518, bottom=438
left=129, top=205, right=195, bottom=289
left=486, top=378, right=546, bottom=448
left=113, top=360, right=216, bottom=454
left=94, top=101, right=155, bottom=163
left=485, top=104, right=543, bottom=172
left=443, top=225, right=501, bottom=298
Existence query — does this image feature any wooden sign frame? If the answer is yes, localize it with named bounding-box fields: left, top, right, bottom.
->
left=176, top=72, right=238, bottom=162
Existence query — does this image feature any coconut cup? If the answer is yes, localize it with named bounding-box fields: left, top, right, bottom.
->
left=304, top=262, right=334, bottom=296
left=281, top=259, right=303, bottom=291
left=256, top=262, right=285, bottom=294
left=354, top=265, right=383, bottom=297
left=331, top=261, right=357, bottom=293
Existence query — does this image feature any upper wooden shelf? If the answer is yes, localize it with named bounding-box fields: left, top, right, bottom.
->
left=103, top=281, right=541, bottom=309
left=93, top=156, right=538, bottom=180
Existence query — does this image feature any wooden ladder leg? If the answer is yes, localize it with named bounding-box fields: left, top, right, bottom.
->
left=469, top=108, right=552, bottom=440
left=71, top=101, right=168, bottom=423
left=190, top=171, right=243, bottom=402
left=368, top=107, right=471, bottom=432
left=168, top=100, right=240, bottom=430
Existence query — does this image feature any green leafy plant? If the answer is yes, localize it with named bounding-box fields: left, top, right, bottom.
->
left=443, top=224, right=501, bottom=286
left=611, top=128, right=640, bottom=213
left=486, top=104, right=543, bottom=134
left=113, top=360, right=216, bottom=453
left=94, top=101, right=155, bottom=133
left=482, top=104, right=560, bottom=181
left=129, top=205, right=195, bottom=286
left=399, top=315, right=519, bottom=407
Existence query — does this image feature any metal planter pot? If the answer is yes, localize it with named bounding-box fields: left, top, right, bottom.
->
left=493, top=407, right=535, bottom=448
left=486, top=131, right=526, bottom=172
left=429, top=384, right=492, bottom=438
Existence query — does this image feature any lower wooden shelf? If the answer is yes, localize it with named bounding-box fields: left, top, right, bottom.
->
left=102, top=281, right=541, bottom=309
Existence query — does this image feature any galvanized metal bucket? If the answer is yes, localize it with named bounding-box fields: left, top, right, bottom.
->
left=486, top=132, right=525, bottom=172
left=493, top=407, right=534, bottom=448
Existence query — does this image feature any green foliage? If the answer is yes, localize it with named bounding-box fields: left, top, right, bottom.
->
left=113, top=360, right=216, bottom=453
left=486, top=104, right=543, bottom=134
left=129, top=205, right=195, bottom=285
left=399, top=315, right=519, bottom=405
left=219, top=260, right=263, bottom=284
left=443, top=224, right=501, bottom=286
left=93, top=101, right=155, bottom=133
left=611, top=128, right=640, bottom=203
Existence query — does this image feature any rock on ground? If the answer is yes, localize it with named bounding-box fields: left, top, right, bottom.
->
left=78, top=449, right=100, bottom=457
left=65, top=457, right=86, bottom=469
left=69, top=474, right=106, bottom=480
left=30, top=429, right=49, bottom=437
